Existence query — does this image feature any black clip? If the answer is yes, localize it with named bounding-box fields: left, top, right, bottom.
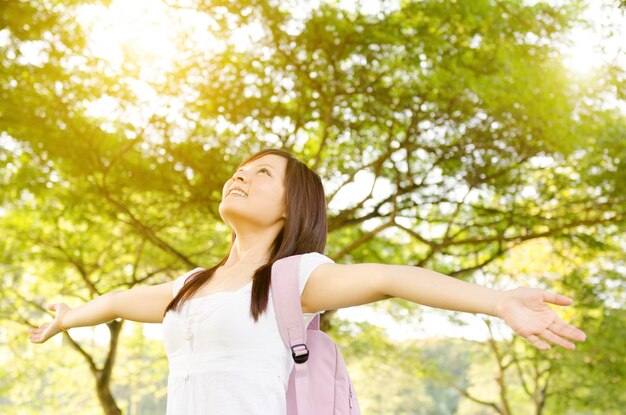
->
left=291, top=343, right=309, bottom=364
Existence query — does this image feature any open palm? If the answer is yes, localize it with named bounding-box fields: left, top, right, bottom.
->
left=28, top=303, right=69, bottom=344
left=495, top=287, right=587, bottom=350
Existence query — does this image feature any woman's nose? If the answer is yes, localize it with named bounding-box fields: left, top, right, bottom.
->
left=232, top=169, right=247, bottom=182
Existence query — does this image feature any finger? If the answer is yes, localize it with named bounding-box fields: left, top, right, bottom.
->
left=550, top=320, right=587, bottom=342
left=539, top=329, right=576, bottom=350
left=527, top=334, right=551, bottom=350
left=542, top=291, right=573, bottom=306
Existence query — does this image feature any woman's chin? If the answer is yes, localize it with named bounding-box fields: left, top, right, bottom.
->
left=221, top=212, right=284, bottom=232
left=220, top=208, right=256, bottom=225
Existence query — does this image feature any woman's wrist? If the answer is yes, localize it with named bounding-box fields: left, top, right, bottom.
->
left=57, top=308, right=68, bottom=332
left=491, top=288, right=512, bottom=319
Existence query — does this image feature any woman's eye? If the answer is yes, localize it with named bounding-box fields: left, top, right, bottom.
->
left=259, top=168, right=271, bottom=175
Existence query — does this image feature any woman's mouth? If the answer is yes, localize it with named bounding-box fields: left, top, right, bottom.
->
left=228, top=189, right=248, bottom=197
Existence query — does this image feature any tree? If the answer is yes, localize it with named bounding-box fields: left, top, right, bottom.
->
left=1, top=0, right=624, bottom=413
left=414, top=237, right=625, bottom=415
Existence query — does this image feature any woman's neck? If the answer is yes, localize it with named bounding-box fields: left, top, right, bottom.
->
left=227, top=223, right=282, bottom=265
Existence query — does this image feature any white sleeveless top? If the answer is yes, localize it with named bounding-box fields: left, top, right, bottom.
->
left=162, top=252, right=334, bottom=415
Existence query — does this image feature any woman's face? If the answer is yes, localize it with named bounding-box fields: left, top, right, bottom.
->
left=218, top=154, right=288, bottom=230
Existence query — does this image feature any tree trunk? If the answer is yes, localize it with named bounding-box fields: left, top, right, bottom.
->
left=96, top=379, right=122, bottom=415
left=94, top=320, right=123, bottom=415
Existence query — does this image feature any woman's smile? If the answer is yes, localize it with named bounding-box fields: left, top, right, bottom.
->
left=228, top=189, right=248, bottom=198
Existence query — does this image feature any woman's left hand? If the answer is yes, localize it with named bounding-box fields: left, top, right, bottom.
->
left=494, top=287, right=587, bottom=350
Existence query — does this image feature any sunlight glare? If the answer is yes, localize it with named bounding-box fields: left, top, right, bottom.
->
left=75, top=0, right=267, bottom=79
left=562, top=26, right=603, bottom=75
left=560, top=1, right=626, bottom=77
left=77, top=0, right=179, bottom=76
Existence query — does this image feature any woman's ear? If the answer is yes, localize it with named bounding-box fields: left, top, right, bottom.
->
left=280, top=202, right=287, bottom=219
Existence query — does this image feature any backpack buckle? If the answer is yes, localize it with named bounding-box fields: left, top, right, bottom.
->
left=291, top=343, right=309, bottom=364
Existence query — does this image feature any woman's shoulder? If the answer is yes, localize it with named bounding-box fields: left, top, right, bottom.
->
left=298, top=252, right=335, bottom=276
left=172, top=267, right=205, bottom=295
left=301, top=251, right=335, bottom=264
left=178, top=266, right=205, bottom=281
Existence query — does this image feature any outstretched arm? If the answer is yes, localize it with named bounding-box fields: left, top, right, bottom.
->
left=29, top=280, right=176, bottom=344
left=301, top=263, right=586, bottom=350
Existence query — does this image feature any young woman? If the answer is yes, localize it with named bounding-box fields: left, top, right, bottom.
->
left=29, top=148, right=586, bottom=414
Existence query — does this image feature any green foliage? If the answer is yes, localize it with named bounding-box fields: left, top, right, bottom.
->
left=1, top=321, right=103, bottom=414
left=1, top=0, right=625, bottom=413
left=111, top=324, right=168, bottom=414
left=544, top=270, right=626, bottom=414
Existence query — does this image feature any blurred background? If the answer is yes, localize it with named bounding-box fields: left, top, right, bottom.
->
left=1, top=0, right=625, bottom=414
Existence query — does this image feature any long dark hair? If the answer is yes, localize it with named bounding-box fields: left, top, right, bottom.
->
left=163, top=148, right=328, bottom=322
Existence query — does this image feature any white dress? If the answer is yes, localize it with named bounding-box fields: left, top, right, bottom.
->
left=162, top=252, right=334, bottom=415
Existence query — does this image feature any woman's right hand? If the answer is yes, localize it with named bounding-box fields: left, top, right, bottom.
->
left=29, top=303, right=71, bottom=344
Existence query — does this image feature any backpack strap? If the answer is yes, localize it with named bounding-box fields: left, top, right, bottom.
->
left=271, top=255, right=317, bottom=415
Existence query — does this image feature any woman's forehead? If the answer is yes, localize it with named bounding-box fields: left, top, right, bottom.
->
left=239, top=154, right=287, bottom=170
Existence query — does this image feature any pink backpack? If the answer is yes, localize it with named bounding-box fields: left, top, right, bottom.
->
left=270, top=254, right=361, bottom=414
